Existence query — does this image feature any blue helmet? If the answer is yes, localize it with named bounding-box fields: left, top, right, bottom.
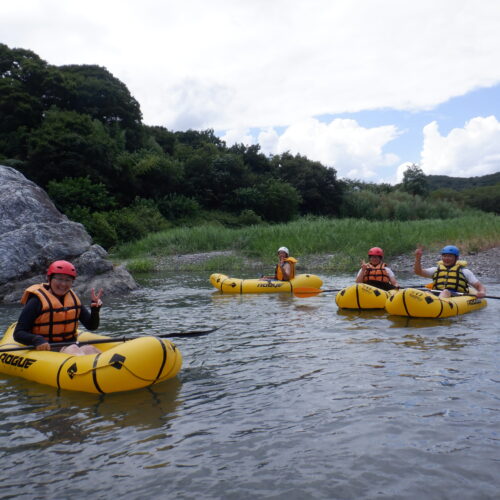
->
left=441, top=245, right=459, bottom=256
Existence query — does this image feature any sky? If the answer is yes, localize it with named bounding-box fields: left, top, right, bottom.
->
left=2, top=0, right=500, bottom=183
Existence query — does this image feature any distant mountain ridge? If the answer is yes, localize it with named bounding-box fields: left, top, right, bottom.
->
left=426, top=172, right=500, bottom=191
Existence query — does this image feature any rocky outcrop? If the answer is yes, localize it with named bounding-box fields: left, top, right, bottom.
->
left=0, top=165, right=138, bottom=304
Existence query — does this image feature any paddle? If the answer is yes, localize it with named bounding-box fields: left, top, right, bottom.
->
left=0, top=337, right=136, bottom=353
left=294, top=283, right=400, bottom=298
left=0, top=325, right=223, bottom=353
left=293, top=287, right=342, bottom=298
left=424, top=290, right=499, bottom=300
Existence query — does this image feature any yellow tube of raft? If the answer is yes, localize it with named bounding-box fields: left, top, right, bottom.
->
left=210, top=273, right=323, bottom=294
left=385, top=288, right=487, bottom=318
left=0, top=323, right=182, bottom=394
left=335, top=283, right=395, bottom=309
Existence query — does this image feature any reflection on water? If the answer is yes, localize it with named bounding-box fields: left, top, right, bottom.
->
left=387, top=314, right=457, bottom=329
left=0, top=272, right=499, bottom=499
left=394, top=333, right=469, bottom=351
left=1, top=375, right=182, bottom=433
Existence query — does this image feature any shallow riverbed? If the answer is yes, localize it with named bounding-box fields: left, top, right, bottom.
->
left=0, top=271, right=498, bottom=499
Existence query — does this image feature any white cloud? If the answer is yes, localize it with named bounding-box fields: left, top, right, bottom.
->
left=220, top=128, right=254, bottom=148
left=420, top=116, right=500, bottom=177
left=257, top=118, right=401, bottom=179
left=2, top=1, right=500, bottom=182
left=257, top=128, right=281, bottom=155
left=395, top=162, right=415, bottom=184
left=220, top=118, right=402, bottom=180
left=2, top=1, right=500, bottom=130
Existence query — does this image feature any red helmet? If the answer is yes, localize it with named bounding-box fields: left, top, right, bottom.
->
left=368, top=247, right=384, bottom=257
left=47, top=260, right=77, bottom=278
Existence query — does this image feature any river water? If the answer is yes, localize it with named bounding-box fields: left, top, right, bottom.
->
left=0, top=272, right=498, bottom=500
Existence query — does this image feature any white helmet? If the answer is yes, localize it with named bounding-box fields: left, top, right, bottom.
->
left=277, top=246, right=289, bottom=255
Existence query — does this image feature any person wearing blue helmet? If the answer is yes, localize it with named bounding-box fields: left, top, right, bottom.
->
left=414, top=245, right=486, bottom=298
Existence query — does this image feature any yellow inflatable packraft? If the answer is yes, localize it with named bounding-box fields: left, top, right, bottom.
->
left=385, top=288, right=487, bottom=318
left=335, top=283, right=396, bottom=309
left=0, top=323, right=182, bottom=393
left=210, top=273, right=323, bottom=294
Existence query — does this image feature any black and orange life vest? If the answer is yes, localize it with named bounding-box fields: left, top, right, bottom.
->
left=432, top=260, right=469, bottom=293
left=275, top=257, right=297, bottom=281
left=20, top=284, right=82, bottom=342
left=363, top=263, right=391, bottom=284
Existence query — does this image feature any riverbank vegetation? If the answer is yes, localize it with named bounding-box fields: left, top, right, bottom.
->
left=1, top=43, right=500, bottom=270
left=115, top=214, right=500, bottom=273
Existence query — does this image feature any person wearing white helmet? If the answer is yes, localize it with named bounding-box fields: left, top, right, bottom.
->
left=261, top=247, right=297, bottom=281
left=414, top=245, right=486, bottom=298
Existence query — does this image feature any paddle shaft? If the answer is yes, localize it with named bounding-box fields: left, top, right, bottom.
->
left=0, top=337, right=128, bottom=353
left=294, top=281, right=400, bottom=297
left=295, top=284, right=498, bottom=300
left=293, top=287, right=342, bottom=297
left=0, top=326, right=222, bottom=353
left=424, top=289, right=498, bottom=299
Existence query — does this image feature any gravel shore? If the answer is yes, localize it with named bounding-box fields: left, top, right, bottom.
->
left=157, top=246, right=500, bottom=283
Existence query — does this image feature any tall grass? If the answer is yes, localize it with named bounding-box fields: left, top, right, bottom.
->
left=112, top=214, right=500, bottom=272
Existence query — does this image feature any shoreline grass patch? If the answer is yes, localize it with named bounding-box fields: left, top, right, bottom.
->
left=112, top=214, right=500, bottom=273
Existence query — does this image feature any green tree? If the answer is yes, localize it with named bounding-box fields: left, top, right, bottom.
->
left=56, top=64, right=144, bottom=150
left=0, top=44, right=56, bottom=157
left=272, top=152, right=344, bottom=215
left=25, top=109, right=119, bottom=187
left=228, top=143, right=274, bottom=175
left=114, top=150, right=184, bottom=203
left=145, top=125, right=177, bottom=155
left=47, top=176, right=116, bottom=214
left=175, top=128, right=224, bottom=150
left=229, top=180, right=300, bottom=222
left=462, top=183, right=500, bottom=214
left=401, top=164, right=428, bottom=196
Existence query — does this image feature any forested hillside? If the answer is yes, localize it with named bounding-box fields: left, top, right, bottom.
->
left=1, top=43, right=498, bottom=250
left=427, top=172, right=500, bottom=191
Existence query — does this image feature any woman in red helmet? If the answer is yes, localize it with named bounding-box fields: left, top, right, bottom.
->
left=355, top=247, right=399, bottom=291
left=13, top=260, right=104, bottom=355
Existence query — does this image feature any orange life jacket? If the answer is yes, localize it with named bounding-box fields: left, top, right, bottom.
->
left=275, top=257, right=297, bottom=280
left=20, top=284, right=82, bottom=342
left=363, top=263, right=391, bottom=283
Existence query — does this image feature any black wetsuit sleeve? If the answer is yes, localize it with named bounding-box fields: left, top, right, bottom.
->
left=13, top=296, right=47, bottom=347
left=79, top=304, right=100, bottom=331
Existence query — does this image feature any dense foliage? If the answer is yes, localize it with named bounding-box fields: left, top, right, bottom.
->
left=1, top=43, right=498, bottom=250
left=426, top=171, right=500, bottom=191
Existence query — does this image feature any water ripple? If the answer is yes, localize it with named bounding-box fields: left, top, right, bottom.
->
left=0, top=274, right=498, bottom=499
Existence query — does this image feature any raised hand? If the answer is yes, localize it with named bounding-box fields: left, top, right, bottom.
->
left=90, top=288, right=104, bottom=308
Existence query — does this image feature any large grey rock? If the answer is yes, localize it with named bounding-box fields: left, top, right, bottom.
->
left=0, top=165, right=138, bottom=304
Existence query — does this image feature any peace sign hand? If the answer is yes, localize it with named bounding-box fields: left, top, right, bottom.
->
left=90, top=288, right=103, bottom=308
